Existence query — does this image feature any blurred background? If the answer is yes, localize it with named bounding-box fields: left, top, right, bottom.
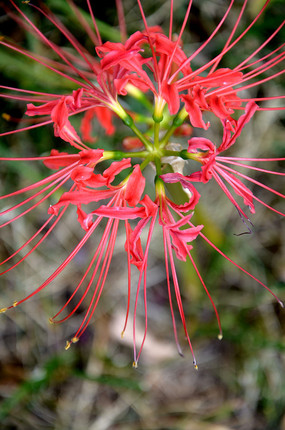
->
left=0, top=0, right=284, bottom=429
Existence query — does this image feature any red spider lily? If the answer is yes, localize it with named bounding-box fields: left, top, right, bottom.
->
left=0, top=151, right=147, bottom=347
left=162, top=101, right=285, bottom=224
left=97, top=185, right=205, bottom=367
left=0, top=0, right=284, bottom=367
left=1, top=0, right=284, bottom=143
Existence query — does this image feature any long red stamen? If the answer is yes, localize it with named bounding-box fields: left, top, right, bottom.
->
left=121, top=220, right=132, bottom=338
left=134, top=212, right=157, bottom=366
left=136, top=0, right=160, bottom=90
left=4, top=214, right=102, bottom=312
left=50, top=193, right=121, bottom=324
left=216, top=162, right=285, bottom=195
left=162, top=0, right=193, bottom=82
left=169, top=0, right=235, bottom=85
left=52, top=217, right=115, bottom=325
left=0, top=39, right=89, bottom=88
left=196, top=230, right=284, bottom=308
left=0, top=207, right=68, bottom=275
left=169, top=0, right=174, bottom=40
left=0, top=174, right=71, bottom=228
left=234, top=20, right=285, bottom=72
left=212, top=170, right=250, bottom=221
left=0, top=162, right=77, bottom=198
left=165, top=230, right=198, bottom=369
left=209, top=0, right=248, bottom=73
left=163, top=229, right=184, bottom=357
left=187, top=250, right=223, bottom=340
left=174, top=0, right=272, bottom=86
left=86, top=0, right=102, bottom=46
left=115, top=0, right=127, bottom=43
left=66, top=0, right=100, bottom=46
left=73, top=218, right=119, bottom=341
left=29, top=3, right=98, bottom=81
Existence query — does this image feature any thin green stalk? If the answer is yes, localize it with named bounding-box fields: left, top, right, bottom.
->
left=103, top=150, right=150, bottom=160
left=153, top=121, right=160, bottom=149
left=159, top=107, right=188, bottom=147
left=129, top=123, right=153, bottom=151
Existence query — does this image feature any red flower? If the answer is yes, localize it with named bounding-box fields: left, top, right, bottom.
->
left=0, top=0, right=284, bottom=367
left=162, top=102, right=285, bottom=221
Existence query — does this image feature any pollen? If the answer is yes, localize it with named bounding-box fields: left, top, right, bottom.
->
left=193, top=359, right=199, bottom=370
left=71, top=337, right=79, bottom=344
left=0, top=307, right=7, bottom=314
left=121, top=330, right=125, bottom=339
left=65, top=340, right=71, bottom=350
left=49, top=318, right=55, bottom=325
left=13, top=301, right=18, bottom=307
left=132, top=361, right=138, bottom=368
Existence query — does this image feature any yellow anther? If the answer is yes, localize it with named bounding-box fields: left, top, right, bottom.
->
left=132, top=361, right=138, bottom=368
left=194, top=364, right=199, bottom=371
left=65, top=341, right=71, bottom=350
left=2, top=113, right=11, bottom=121
left=0, top=307, right=7, bottom=314
left=218, top=333, right=223, bottom=340
left=13, top=301, right=18, bottom=307
left=49, top=318, right=55, bottom=325
left=121, top=330, right=125, bottom=339
left=71, top=337, right=79, bottom=344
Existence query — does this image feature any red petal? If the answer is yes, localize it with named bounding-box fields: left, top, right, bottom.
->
left=125, top=165, right=145, bottom=206
left=43, top=149, right=79, bottom=170
left=181, top=95, right=210, bottom=129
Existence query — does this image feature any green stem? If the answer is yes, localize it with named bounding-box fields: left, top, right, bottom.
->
left=110, top=100, right=153, bottom=151
left=154, top=156, right=162, bottom=176
left=103, top=150, right=150, bottom=160
left=129, top=123, right=153, bottom=151
left=140, top=155, right=152, bottom=171
left=103, top=149, right=204, bottom=162
left=159, top=107, right=188, bottom=147
left=153, top=121, right=160, bottom=150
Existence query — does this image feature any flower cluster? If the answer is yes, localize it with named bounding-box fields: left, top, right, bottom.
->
left=0, top=0, right=284, bottom=367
